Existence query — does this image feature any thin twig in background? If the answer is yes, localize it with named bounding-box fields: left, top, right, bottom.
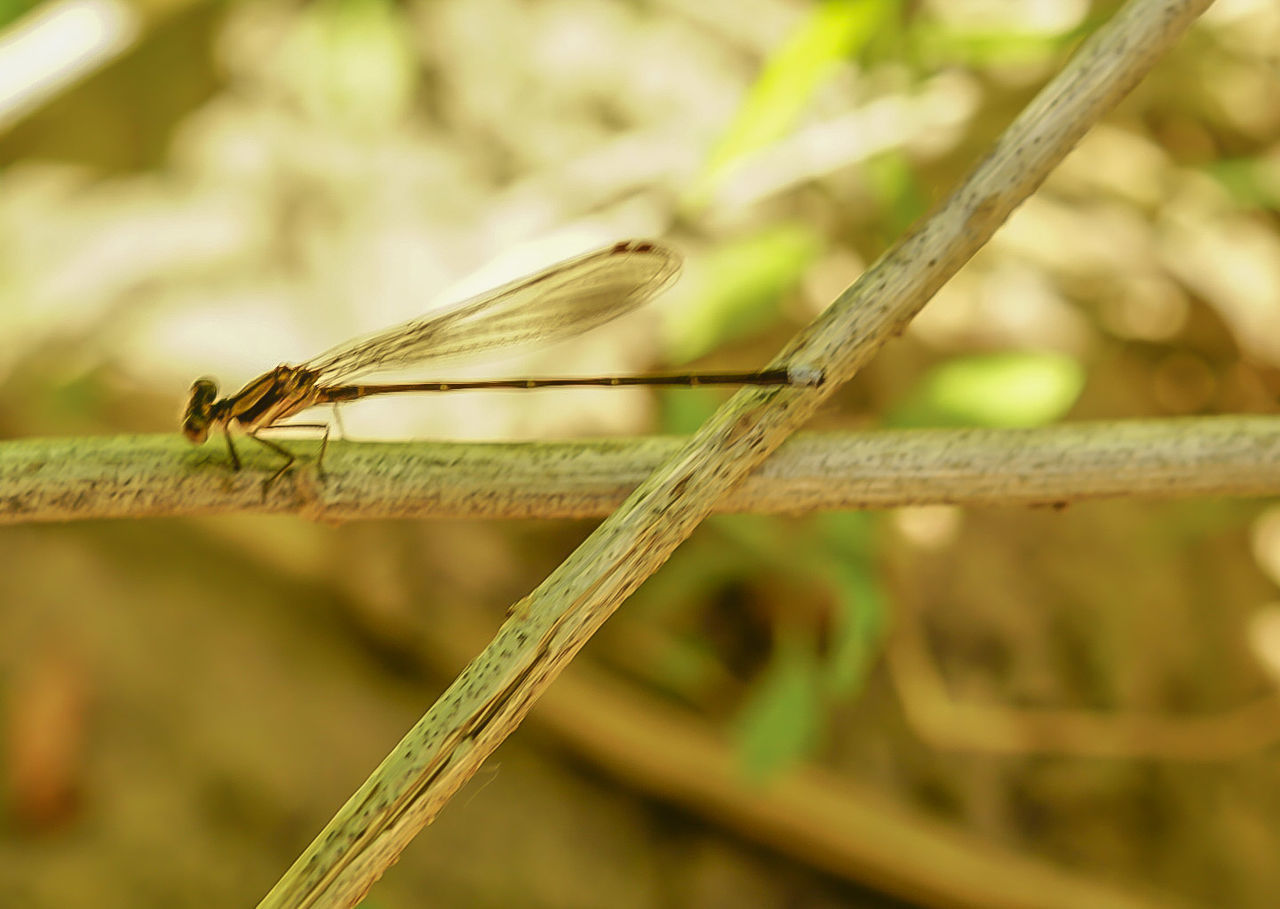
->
left=2, top=416, right=1279, bottom=524
left=253, top=1, right=1217, bottom=906
left=401, top=607, right=1175, bottom=909
left=887, top=606, right=1280, bottom=761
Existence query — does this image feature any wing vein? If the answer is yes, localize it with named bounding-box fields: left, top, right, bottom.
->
left=304, top=241, right=681, bottom=383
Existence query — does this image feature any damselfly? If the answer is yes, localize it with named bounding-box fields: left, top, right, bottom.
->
left=182, top=240, right=824, bottom=489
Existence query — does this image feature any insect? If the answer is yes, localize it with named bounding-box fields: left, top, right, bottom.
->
left=181, top=240, right=823, bottom=491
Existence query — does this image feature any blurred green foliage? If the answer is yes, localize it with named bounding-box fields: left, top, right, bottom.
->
left=862, top=150, right=930, bottom=239
left=652, top=510, right=886, bottom=781
left=690, top=0, right=899, bottom=206
left=660, top=223, right=823, bottom=366
left=914, top=16, right=1092, bottom=67
left=280, top=0, right=415, bottom=127
left=734, top=629, right=824, bottom=781
left=0, top=0, right=41, bottom=29
left=890, top=351, right=1087, bottom=428
left=1208, top=157, right=1280, bottom=210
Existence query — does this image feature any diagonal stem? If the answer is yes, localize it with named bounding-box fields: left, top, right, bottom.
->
left=258, top=1, right=1218, bottom=905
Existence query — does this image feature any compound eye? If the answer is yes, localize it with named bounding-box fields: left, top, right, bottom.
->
left=181, top=379, right=219, bottom=444
left=182, top=416, right=210, bottom=444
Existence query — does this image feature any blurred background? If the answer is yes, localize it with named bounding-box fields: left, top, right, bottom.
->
left=2, top=0, right=1280, bottom=906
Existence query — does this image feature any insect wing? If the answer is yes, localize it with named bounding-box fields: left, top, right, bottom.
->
left=305, top=241, right=681, bottom=383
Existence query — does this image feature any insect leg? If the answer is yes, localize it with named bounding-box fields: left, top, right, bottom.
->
left=280, top=423, right=335, bottom=480
left=331, top=403, right=348, bottom=441
left=246, top=431, right=297, bottom=496
left=251, top=424, right=332, bottom=494
left=221, top=425, right=243, bottom=471
left=315, top=422, right=332, bottom=480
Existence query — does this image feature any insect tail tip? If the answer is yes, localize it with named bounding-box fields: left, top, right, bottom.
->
left=787, top=365, right=826, bottom=387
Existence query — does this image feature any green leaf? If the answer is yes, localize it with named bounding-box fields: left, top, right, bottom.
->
left=281, top=0, right=416, bottom=126
left=705, top=513, right=789, bottom=555
left=813, top=511, right=878, bottom=560
left=733, top=634, right=823, bottom=782
left=691, top=0, right=898, bottom=203
left=661, top=225, right=822, bottom=363
left=915, top=20, right=1087, bottom=68
left=891, top=351, right=1085, bottom=428
left=658, top=386, right=726, bottom=435
left=0, top=1, right=42, bottom=29
left=808, top=513, right=886, bottom=696
left=1207, top=158, right=1280, bottom=211
left=823, top=560, right=886, bottom=696
left=710, top=0, right=897, bottom=164
left=863, top=152, right=929, bottom=237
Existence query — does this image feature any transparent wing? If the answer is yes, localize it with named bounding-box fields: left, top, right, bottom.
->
left=304, top=241, right=681, bottom=383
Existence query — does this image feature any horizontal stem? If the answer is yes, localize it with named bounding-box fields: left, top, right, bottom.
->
left=1, top=416, right=1277, bottom=524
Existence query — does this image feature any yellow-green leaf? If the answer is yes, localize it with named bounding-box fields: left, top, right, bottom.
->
left=893, top=351, right=1086, bottom=428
